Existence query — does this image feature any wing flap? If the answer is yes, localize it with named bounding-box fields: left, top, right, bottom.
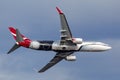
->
left=60, top=13, right=72, bottom=40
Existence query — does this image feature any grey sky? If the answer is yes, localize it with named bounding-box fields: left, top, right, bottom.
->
left=0, top=0, right=120, bottom=80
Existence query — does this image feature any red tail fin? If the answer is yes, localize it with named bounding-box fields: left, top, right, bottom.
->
left=8, top=27, right=32, bottom=54
left=9, top=26, right=31, bottom=48
left=9, top=27, right=30, bottom=41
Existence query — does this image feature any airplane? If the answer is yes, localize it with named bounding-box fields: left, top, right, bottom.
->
left=7, top=7, right=112, bottom=73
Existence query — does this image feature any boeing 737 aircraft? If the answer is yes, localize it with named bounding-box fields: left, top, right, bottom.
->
left=7, top=7, right=111, bottom=73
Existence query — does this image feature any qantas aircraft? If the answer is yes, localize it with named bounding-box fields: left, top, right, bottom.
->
left=7, top=7, right=111, bottom=73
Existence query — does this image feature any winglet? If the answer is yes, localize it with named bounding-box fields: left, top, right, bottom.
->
left=56, top=7, right=63, bottom=14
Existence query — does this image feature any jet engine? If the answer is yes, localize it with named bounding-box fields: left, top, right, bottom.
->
left=65, top=55, right=76, bottom=61
left=29, top=41, right=40, bottom=49
left=72, top=38, right=83, bottom=44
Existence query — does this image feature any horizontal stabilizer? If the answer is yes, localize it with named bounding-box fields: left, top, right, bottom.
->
left=7, top=44, right=20, bottom=54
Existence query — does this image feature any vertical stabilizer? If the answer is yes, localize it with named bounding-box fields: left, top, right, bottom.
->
left=8, top=27, right=31, bottom=54
left=16, top=29, right=24, bottom=42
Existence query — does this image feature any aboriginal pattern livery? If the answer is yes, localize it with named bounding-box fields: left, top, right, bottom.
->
left=30, top=40, right=54, bottom=50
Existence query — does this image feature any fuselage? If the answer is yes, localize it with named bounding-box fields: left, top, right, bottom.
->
left=28, top=40, right=111, bottom=52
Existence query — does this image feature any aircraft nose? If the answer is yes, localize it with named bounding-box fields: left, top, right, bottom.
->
left=98, top=44, right=112, bottom=51
left=101, top=43, right=112, bottom=51
left=102, top=45, right=112, bottom=51
left=106, top=46, right=112, bottom=50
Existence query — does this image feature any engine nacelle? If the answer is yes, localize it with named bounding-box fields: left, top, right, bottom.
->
left=29, top=41, right=40, bottom=49
left=72, top=38, right=83, bottom=44
left=65, top=55, right=76, bottom=61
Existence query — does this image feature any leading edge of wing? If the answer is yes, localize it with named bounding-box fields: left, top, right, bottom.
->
left=38, top=52, right=74, bottom=73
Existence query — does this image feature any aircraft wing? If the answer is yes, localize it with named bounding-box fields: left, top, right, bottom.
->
left=56, top=7, right=74, bottom=45
left=38, top=52, right=73, bottom=73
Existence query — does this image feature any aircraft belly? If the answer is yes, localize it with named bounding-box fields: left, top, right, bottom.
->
left=52, top=44, right=78, bottom=51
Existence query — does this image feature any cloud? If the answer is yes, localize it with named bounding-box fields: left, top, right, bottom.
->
left=0, top=39, right=119, bottom=80
left=0, top=0, right=120, bottom=80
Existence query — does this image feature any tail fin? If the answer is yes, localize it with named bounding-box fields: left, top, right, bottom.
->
left=9, top=27, right=30, bottom=42
left=8, top=27, right=31, bottom=54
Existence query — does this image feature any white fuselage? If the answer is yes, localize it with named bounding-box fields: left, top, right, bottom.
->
left=77, top=42, right=111, bottom=52
left=29, top=40, right=111, bottom=52
left=52, top=41, right=111, bottom=52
